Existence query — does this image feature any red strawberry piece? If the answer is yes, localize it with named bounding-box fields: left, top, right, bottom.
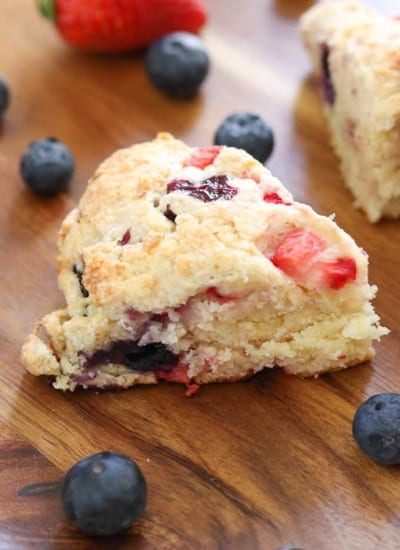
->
left=39, top=0, right=208, bottom=53
left=183, top=146, right=222, bottom=169
left=263, top=192, right=292, bottom=205
left=185, top=383, right=200, bottom=397
left=118, top=229, right=131, bottom=245
left=270, top=228, right=357, bottom=289
left=271, top=228, right=327, bottom=277
left=158, top=363, right=199, bottom=396
left=158, top=362, right=190, bottom=384
left=318, top=257, right=357, bottom=290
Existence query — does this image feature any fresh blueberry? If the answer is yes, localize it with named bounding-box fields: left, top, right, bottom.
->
left=62, top=451, right=147, bottom=536
left=0, top=76, right=10, bottom=117
left=20, top=137, right=74, bottom=195
left=145, top=32, right=209, bottom=99
left=214, top=112, right=274, bottom=164
left=352, top=393, right=400, bottom=465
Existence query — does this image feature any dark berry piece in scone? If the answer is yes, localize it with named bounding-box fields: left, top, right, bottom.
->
left=300, top=2, right=400, bottom=222
left=62, top=452, right=147, bottom=536
left=80, top=340, right=179, bottom=373
left=353, top=394, right=400, bottom=465
left=72, top=264, right=89, bottom=297
left=320, top=44, right=335, bottom=106
left=20, top=137, right=75, bottom=195
left=214, top=112, right=274, bottom=164
left=145, top=32, right=209, bottom=98
left=167, top=174, right=237, bottom=202
left=21, top=133, right=387, bottom=393
left=118, top=229, right=131, bottom=245
left=0, top=76, right=10, bottom=117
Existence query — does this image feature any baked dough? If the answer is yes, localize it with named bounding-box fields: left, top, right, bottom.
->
left=21, top=133, right=388, bottom=393
left=300, top=1, right=400, bottom=222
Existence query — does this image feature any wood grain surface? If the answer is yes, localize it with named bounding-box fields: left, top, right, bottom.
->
left=1, top=0, right=400, bottom=548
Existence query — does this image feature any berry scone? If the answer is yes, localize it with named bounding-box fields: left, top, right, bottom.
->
left=300, top=1, right=400, bottom=222
left=21, top=133, right=387, bottom=394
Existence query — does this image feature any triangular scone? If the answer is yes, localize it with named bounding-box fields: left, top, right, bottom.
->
left=21, top=133, right=387, bottom=394
left=300, top=1, right=400, bottom=222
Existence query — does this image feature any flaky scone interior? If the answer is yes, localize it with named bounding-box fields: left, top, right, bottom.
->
left=300, top=1, right=400, bottom=222
left=21, top=133, right=387, bottom=394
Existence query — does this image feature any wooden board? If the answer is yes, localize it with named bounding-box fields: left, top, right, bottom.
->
left=1, top=0, right=399, bottom=548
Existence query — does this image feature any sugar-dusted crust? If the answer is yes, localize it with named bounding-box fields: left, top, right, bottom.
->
left=21, top=133, right=388, bottom=392
left=56, top=133, right=293, bottom=316
left=300, top=1, right=400, bottom=222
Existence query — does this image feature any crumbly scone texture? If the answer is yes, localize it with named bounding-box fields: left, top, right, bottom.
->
left=21, top=133, right=388, bottom=392
left=300, top=1, right=400, bottom=222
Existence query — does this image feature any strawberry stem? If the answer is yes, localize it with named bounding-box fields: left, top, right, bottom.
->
left=38, top=0, right=56, bottom=21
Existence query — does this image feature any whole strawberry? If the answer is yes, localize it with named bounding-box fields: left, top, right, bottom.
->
left=39, top=0, right=208, bottom=53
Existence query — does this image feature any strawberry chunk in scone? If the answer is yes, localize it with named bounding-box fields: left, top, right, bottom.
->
left=271, top=228, right=357, bottom=289
left=183, top=146, right=222, bottom=169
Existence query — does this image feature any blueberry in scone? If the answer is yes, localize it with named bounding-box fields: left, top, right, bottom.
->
left=300, top=1, right=400, bottom=222
left=21, top=133, right=387, bottom=394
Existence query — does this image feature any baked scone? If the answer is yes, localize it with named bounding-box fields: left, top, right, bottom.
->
left=21, top=133, right=387, bottom=394
left=300, top=1, right=400, bottom=222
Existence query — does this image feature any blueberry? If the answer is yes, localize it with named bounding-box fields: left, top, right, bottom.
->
left=0, top=76, right=10, bottom=117
left=164, top=205, right=177, bottom=223
left=352, top=393, right=400, bottom=465
left=320, top=44, right=335, bottom=106
left=145, top=32, right=209, bottom=99
left=62, top=451, right=147, bottom=536
left=167, top=175, right=237, bottom=202
left=20, top=137, right=74, bottom=195
left=72, top=264, right=89, bottom=298
left=124, top=342, right=179, bottom=372
left=214, top=112, right=274, bottom=164
left=81, top=340, right=179, bottom=373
